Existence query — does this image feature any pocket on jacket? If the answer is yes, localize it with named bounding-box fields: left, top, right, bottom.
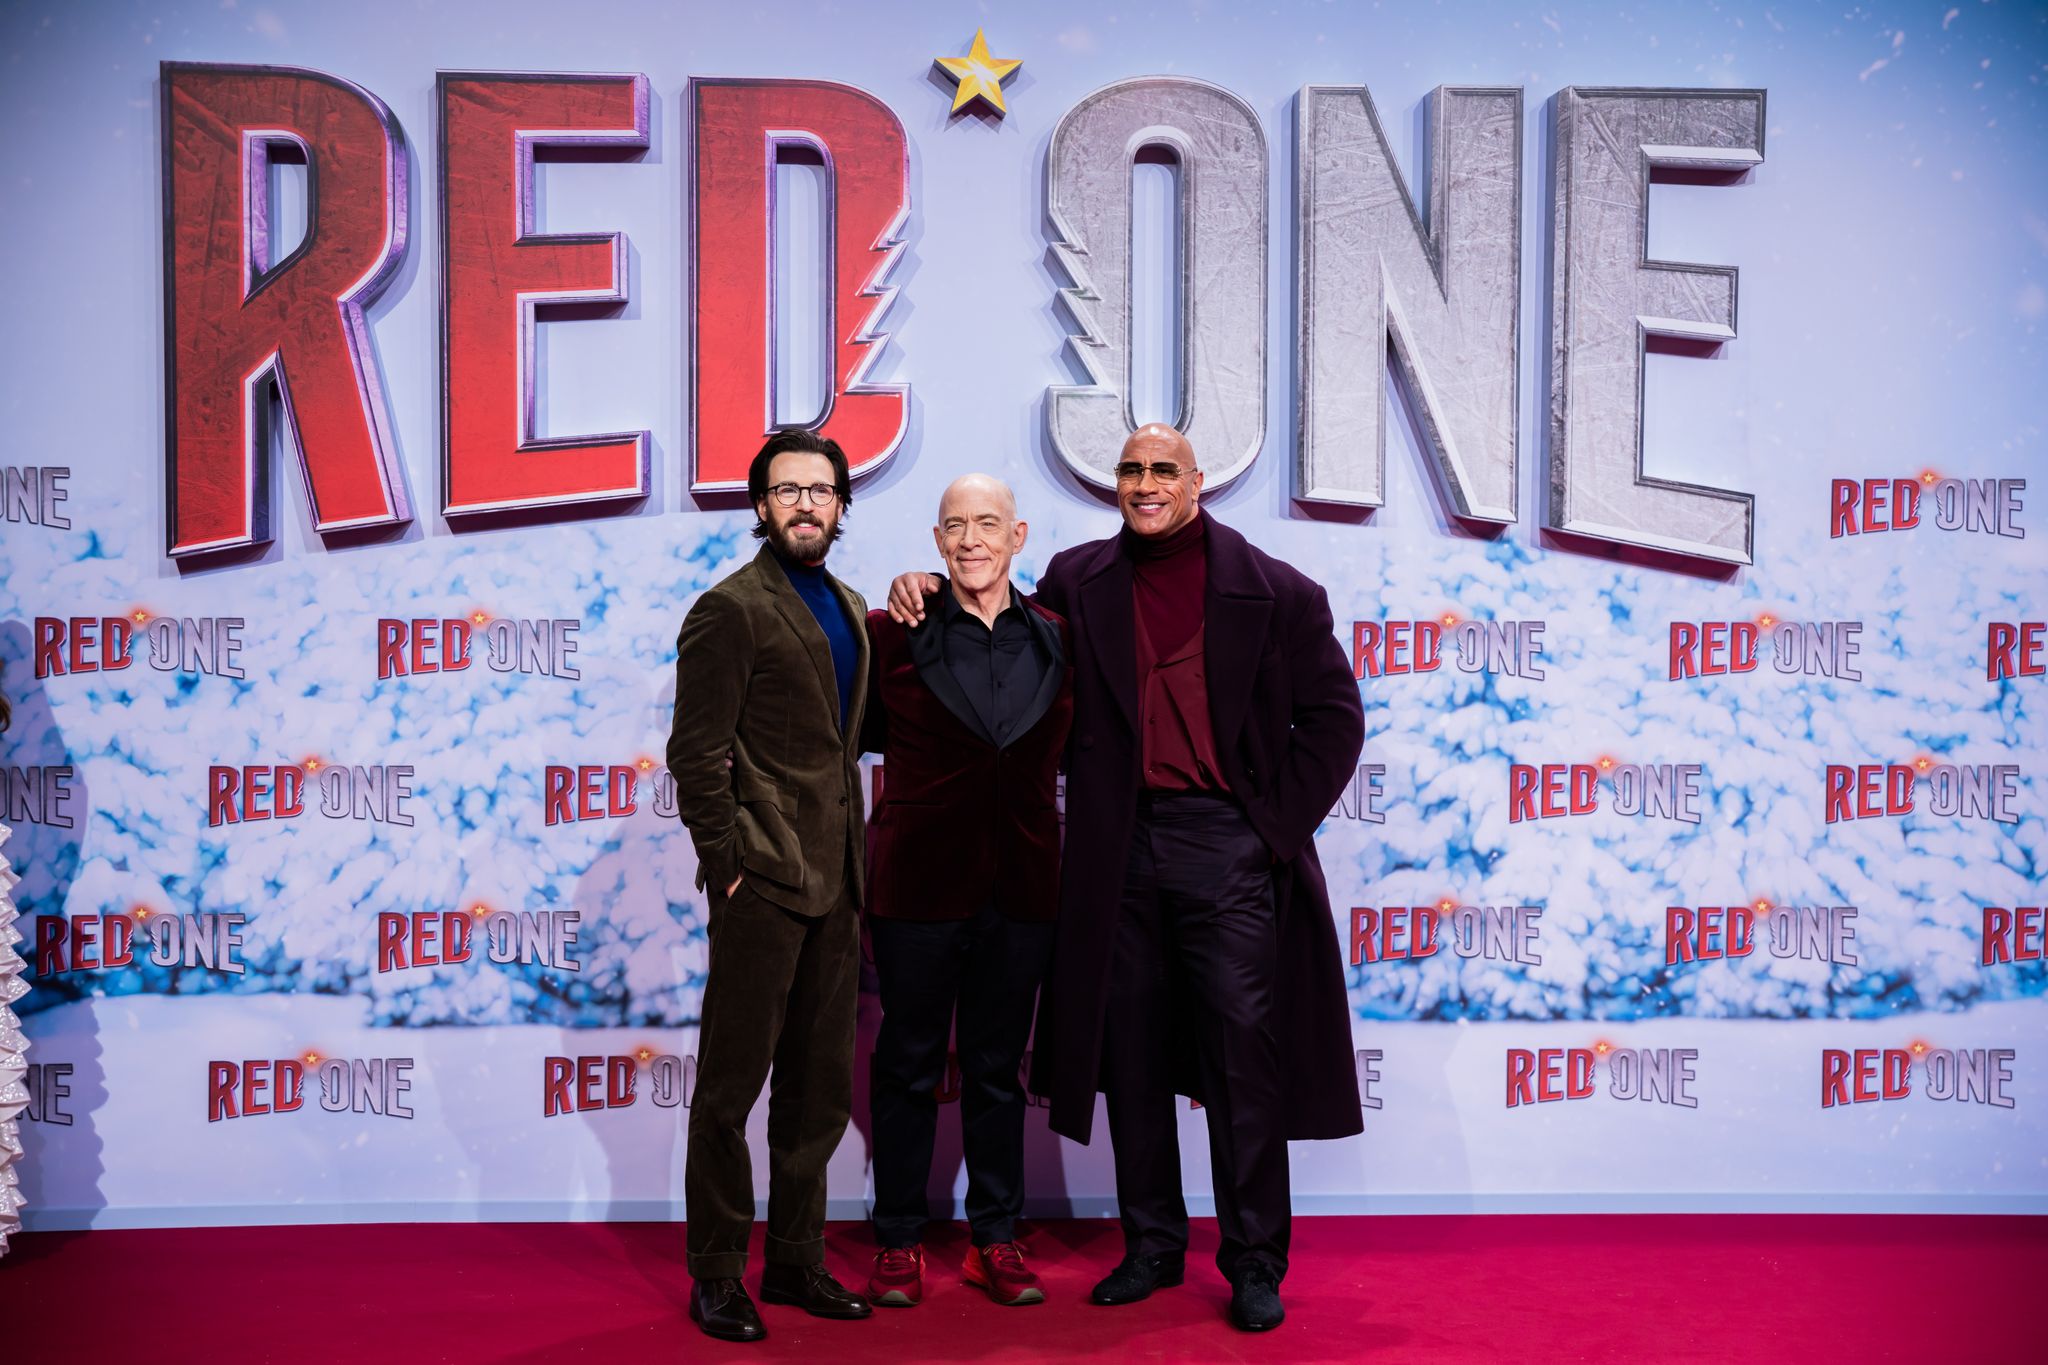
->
left=737, top=775, right=794, bottom=814
left=735, top=789, right=805, bottom=890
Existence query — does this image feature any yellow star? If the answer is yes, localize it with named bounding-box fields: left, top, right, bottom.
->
left=935, top=29, right=1021, bottom=116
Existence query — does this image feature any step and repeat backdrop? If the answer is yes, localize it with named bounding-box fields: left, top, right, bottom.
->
left=2, top=0, right=2045, bottom=1227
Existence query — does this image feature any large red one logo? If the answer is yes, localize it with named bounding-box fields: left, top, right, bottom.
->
left=689, top=79, right=910, bottom=490
left=439, top=72, right=651, bottom=516
left=160, top=66, right=909, bottom=553
left=162, top=64, right=411, bottom=556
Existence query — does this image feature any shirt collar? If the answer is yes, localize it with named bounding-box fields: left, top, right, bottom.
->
left=940, top=580, right=1022, bottom=624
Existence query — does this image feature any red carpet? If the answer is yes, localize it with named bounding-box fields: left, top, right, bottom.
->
left=6, top=1215, right=2041, bottom=1363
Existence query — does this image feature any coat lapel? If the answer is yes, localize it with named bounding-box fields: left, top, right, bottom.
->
left=755, top=544, right=845, bottom=740
left=1006, top=602, right=1068, bottom=747
left=906, top=598, right=994, bottom=745
left=1201, top=514, right=1273, bottom=753
left=1077, top=547, right=1139, bottom=736
left=828, top=571, right=868, bottom=754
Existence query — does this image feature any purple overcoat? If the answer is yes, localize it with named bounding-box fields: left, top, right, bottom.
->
left=1026, top=510, right=1367, bottom=1144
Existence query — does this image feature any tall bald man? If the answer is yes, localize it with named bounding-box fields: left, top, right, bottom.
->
left=889, top=427, right=1364, bottom=1332
left=860, top=475, right=1073, bottom=1309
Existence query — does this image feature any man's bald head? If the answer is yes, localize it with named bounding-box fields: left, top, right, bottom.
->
left=936, top=472, right=1018, bottom=524
left=933, top=472, right=1028, bottom=609
left=1114, top=423, right=1203, bottom=538
left=1121, top=422, right=1197, bottom=470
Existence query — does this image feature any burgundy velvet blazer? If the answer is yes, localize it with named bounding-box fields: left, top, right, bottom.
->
left=860, top=591, right=1074, bottom=922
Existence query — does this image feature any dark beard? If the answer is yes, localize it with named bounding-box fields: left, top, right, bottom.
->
left=767, top=514, right=837, bottom=565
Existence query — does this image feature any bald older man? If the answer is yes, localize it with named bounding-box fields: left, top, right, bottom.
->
left=859, top=475, right=1074, bottom=1309
left=889, top=428, right=1364, bottom=1333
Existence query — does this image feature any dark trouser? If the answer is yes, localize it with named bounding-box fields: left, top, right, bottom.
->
left=686, top=883, right=860, bottom=1280
left=1099, top=792, right=1290, bottom=1283
left=869, top=901, right=1054, bottom=1249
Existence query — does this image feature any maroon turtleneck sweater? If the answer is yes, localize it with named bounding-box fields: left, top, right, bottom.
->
left=1122, top=514, right=1228, bottom=793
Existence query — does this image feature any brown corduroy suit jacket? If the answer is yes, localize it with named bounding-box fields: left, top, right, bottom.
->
left=665, top=544, right=870, bottom=918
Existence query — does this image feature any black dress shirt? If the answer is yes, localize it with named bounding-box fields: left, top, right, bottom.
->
left=937, top=586, right=1050, bottom=746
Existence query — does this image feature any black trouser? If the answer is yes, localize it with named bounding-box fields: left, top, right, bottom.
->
left=869, top=900, right=1054, bottom=1249
left=1099, top=792, right=1290, bottom=1282
left=685, top=884, right=860, bottom=1280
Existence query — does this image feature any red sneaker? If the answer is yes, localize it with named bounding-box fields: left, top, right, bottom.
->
left=866, top=1245, right=924, bottom=1307
left=963, top=1241, right=1045, bottom=1306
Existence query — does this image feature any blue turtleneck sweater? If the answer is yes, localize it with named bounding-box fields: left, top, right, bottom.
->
left=775, top=552, right=858, bottom=726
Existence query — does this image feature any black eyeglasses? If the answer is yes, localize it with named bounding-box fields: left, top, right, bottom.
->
left=1113, top=461, right=1189, bottom=484
left=765, top=482, right=840, bottom=507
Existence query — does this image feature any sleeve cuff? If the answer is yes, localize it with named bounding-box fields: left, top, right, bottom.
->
left=693, top=830, right=742, bottom=891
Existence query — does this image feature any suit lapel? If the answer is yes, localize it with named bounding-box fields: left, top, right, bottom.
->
left=1201, top=514, right=1273, bottom=753
left=1077, top=548, right=1139, bottom=736
left=828, top=570, right=868, bottom=754
left=1204, top=594, right=1271, bottom=752
left=756, top=545, right=845, bottom=740
left=1007, top=601, right=1068, bottom=747
left=906, top=598, right=994, bottom=745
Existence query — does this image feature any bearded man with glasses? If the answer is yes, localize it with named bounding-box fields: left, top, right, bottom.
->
left=671, top=429, right=874, bottom=1343
left=887, top=424, right=1365, bottom=1334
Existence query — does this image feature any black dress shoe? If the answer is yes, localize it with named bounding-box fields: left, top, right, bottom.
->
left=759, top=1262, right=874, bottom=1320
left=1089, top=1253, right=1186, bottom=1305
left=690, top=1277, right=766, bottom=1342
left=1228, top=1263, right=1286, bottom=1332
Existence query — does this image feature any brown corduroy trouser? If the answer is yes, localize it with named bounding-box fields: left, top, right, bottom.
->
left=684, top=882, right=860, bottom=1280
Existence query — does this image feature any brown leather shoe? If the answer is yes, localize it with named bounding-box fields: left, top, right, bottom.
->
left=689, top=1277, right=766, bottom=1342
left=759, top=1262, right=874, bottom=1320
